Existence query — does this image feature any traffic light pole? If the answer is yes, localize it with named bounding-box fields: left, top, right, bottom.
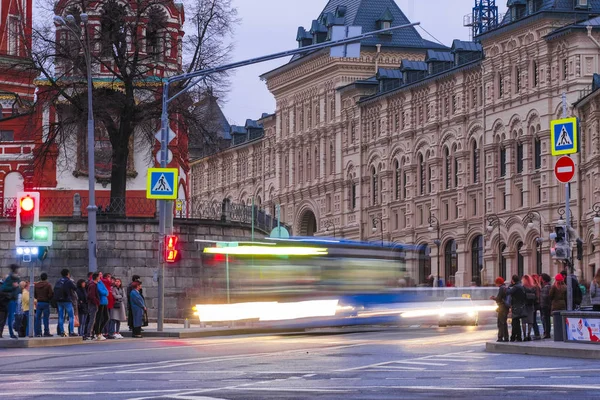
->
left=562, top=93, right=574, bottom=311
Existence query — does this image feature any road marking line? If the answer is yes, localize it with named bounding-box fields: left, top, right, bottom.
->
left=427, top=358, right=471, bottom=362
left=396, top=361, right=447, bottom=366
left=373, top=365, right=425, bottom=371
left=495, top=376, right=525, bottom=379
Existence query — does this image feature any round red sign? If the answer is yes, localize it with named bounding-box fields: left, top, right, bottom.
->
left=554, top=156, right=576, bottom=183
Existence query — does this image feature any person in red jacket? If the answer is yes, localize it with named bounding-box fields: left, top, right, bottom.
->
left=85, top=273, right=100, bottom=340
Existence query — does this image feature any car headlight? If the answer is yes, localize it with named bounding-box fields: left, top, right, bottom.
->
left=439, top=312, right=446, bottom=317
left=468, top=311, right=476, bottom=317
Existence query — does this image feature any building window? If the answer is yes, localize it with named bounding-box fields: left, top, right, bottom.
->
left=371, top=167, right=378, bottom=205
left=471, top=235, right=484, bottom=286
left=500, top=146, right=507, bottom=177
left=419, top=154, right=425, bottom=195
left=394, top=159, right=400, bottom=200
left=472, top=196, right=477, bottom=216
left=534, top=137, right=541, bottom=169
left=394, top=113, right=399, bottom=132
left=516, top=142, right=524, bottom=173
left=329, top=141, right=335, bottom=175
left=419, top=245, right=432, bottom=285
left=452, top=95, right=457, bottom=114
left=471, top=87, right=477, bottom=109
left=502, top=192, right=507, bottom=210
left=351, top=182, right=357, bottom=210
left=517, top=242, right=524, bottom=277
left=0, top=130, right=15, bottom=141
left=403, top=170, right=408, bottom=199
left=537, top=184, right=542, bottom=203
left=444, top=240, right=458, bottom=285
left=444, top=97, right=449, bottom=117
left=444, top=147, right=451, bottom=189
left=472, top=141, right=479, bottom=184
left=562, top=59, right=568, bottom=80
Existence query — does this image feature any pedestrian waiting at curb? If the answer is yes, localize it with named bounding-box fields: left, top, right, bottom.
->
left=508, top=275, right=527, bottom=342
left=490, top=277, right=509, bottom=342
left=109, top=278, right=127, bottom=339
left=540, top=273, right=552, bottom=339
left=129, top=282, right=146, bottom=338
left=1, top=264, right=21, bottom=339
left=54, top=269, right=78, bottom=337
left=85, top=273, right=100, bottom=340
left=34, top=273, right=53, bottom=337
left=93, top=272, right=110, bottom=341
left=550, top=273, right=567, bottom=313
left=76, top=279, right=88, bottom=337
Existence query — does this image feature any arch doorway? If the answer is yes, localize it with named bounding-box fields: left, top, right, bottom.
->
left=298, top=209, right=317, bottom=236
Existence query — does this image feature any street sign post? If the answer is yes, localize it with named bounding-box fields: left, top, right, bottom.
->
left=554, top=156, right=576, bottom=183
left=550, top=117, right=578, bottom=156
left=146, top=168, right=178, bottom=200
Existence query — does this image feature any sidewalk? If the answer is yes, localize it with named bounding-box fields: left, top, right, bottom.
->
left=486, top=340, right=600, bottom=359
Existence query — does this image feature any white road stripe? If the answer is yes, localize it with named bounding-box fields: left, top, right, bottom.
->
left=396, top=361, right=447, bottom=366
left=373, top=365, right=426, bottom=371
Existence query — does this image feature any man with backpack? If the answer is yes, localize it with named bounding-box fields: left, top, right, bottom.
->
left=54, top=269, right=78, bottom=337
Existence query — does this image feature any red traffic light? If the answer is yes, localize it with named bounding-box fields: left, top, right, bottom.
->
left=165, top=235, right=179, bottom=263
left=20, top=196, right=34, bottom=212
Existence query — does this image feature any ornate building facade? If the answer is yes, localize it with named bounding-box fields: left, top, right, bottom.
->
left=191, top=0, right=600, bottom=286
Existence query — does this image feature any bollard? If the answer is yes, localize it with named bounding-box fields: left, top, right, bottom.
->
left=184, top=318, right=190, bottom=329
left=553, top=311, right=564, bottom=342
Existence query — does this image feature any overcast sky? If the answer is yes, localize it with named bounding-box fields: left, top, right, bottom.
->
left=223, top=0, right=508, bottom=125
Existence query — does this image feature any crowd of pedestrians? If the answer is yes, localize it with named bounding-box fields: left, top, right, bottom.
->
left=492, top=269, right=585, bottom=342
left=0, top=265, right=147, bottom=340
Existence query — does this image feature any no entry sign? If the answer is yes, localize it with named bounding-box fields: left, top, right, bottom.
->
left=554, top=156, right=576, bottom=183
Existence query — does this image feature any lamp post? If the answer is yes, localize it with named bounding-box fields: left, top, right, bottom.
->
left=53, top=14, right=97, bottom=273
left=323, top=220, right=336, bottom=238
left=524, top=210, right=544, bottom=275
left=487, top=214, right=503, bottom=279
left=428, top=215, right=441, bottom=287
left=372, top=216, right=383, bottom=246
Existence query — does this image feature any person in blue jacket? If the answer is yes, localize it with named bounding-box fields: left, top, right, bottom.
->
left=129, top=282, right=146, bottom=338
left=93, top=272, right=110, bottom=341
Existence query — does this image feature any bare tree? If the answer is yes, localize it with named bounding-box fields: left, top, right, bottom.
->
left=27, top=0, right=238, bottom=209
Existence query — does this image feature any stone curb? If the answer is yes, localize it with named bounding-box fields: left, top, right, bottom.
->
left=0, top=336, right=82, bottom=348
left=485, top=341, right=600, bottom=359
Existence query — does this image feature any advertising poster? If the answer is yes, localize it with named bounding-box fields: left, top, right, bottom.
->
left=565, top=317, right=600, bottom=342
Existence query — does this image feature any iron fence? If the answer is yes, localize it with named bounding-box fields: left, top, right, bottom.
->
left=2, top=196, right=290, bottom=233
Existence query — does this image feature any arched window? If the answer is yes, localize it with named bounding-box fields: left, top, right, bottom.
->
left=315, top=146, right=320, bottom=178
left=298, top=152, right=303, bottom=183
left=284, top=156, right=290, bottom=186
left=418, top=153, right=425, bottom=195
left=306, top=149, right=311, bottom=181
left=472, top=141, right=479, bottom=184
left=471, top=235, right=484, bottom=286
left=394, top=159, right=400, bottom=200
left=146, top=7, right=168, bottom=61
left=517, top=241, right=524, bottom=277
left=534, top=137, right=541, bottom=170
left=371, top=166, right=378, bottom=205
left=516, top=141, right=524, bottom=173
left=500, top=243, right=507, bottom=279
left=444, top=147, right=451, bottom=189
left=500, top=146, right=507, bottom=177
left=329, top=141, right=335, bottom=175
left=452, top=144, right=458, bottom=188
left=444, top=239, right=458, bottom=285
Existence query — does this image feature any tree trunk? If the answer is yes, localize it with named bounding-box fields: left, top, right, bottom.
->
left=109, top=136, right=131, bottom=215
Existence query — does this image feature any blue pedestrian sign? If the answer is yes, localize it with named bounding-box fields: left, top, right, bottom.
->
left=550, top=117, right=578, bottom=156
left=147, top=168, right=178, bottom=200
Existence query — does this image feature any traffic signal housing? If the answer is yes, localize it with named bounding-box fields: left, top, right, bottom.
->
left=165, top=234, right=181, bottom=263
left=15, top=192, right=53, bottom=247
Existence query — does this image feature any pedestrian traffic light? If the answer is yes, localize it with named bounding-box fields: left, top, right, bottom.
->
left=554, top=225, right=566, bottom=243
left=15, top=192, right=53, bottom=248
left=165, top=235, right=180, bottom=263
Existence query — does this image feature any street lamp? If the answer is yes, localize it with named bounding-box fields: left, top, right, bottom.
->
left=428, top=215, right=441, bottom=287
left=487, top=214, right=503, bottom=279
left=372, top=216, right=383, bottom=246
left=323, top=219, right=336, bottom=238
left=54, top=13, right=97, bottom=273
left=524, top=210, right=544, bottom=275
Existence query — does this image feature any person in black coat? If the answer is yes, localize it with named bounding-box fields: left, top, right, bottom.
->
left=508, top=275, right=527, bottom=342
left=490, top=277, right=509, bottom=342
left=76, top=280, right=88, bottom=337
left=127, top=275, right=143, bottom=331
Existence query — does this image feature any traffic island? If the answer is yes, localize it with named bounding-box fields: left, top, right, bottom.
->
left=485, top=340, right=600, bottom=359
left=0, top=336, right=83, bottom=348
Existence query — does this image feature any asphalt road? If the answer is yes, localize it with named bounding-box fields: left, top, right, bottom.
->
left=0, top=325, right=598, bottom=399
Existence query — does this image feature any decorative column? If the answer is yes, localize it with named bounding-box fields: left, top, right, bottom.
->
left=455, top=238, right=468, bottom=287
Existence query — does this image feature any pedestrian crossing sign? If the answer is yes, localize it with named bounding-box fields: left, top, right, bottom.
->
left=147, top=168, right=178, bottom=199
left=550, top=117, right=578, bottom=156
